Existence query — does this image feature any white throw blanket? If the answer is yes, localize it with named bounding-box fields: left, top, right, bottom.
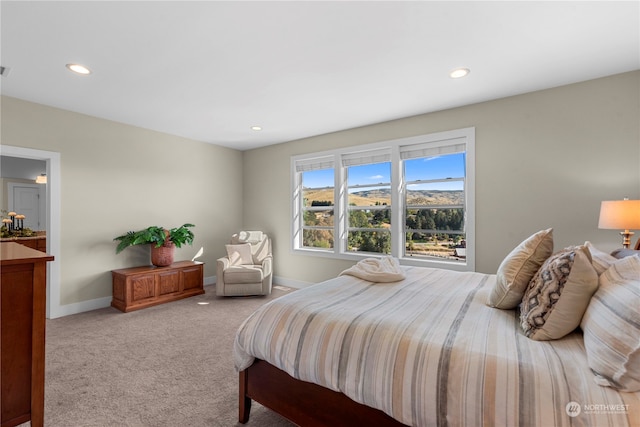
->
left=339, top=256, right=406, bottom=282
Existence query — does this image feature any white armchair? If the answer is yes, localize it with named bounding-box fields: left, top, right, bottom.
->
left=216, top=231, right=272, bottom=296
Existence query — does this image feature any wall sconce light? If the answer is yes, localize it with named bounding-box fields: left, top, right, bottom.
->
left=35, top=174, right=47, bottom=184
left=598, top=198, right=640, bottom=248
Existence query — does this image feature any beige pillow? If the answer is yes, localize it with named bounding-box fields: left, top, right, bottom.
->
left=487, top=228, right=553, bottom=309
left=581, top=255, right=640, bottom=392
left=226, top=243, right=253, bottom=265
left=584, top=241, right=618, bottom=275
left=520, top=245, right=598, bottom=340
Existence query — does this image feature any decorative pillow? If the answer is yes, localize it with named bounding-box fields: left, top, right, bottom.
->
left=520, top=245, right=598, bottom=340
left=234, top=231, right=264, bottom=244
left=584, top=241, right=618, bottom=275
left=225, top=243, right=253, bottom=266
left=610, top=248, right=640, bottom=259
left=581, top=255, right=640, bottom=392
left=487, top=228, right=554, bottom=309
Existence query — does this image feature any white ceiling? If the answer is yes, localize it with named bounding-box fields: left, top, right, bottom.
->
left=1, top=1, right=639, bottom=151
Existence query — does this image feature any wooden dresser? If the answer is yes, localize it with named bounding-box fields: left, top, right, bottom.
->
left=1, top=242, right=54, bottom=427
left=0, top=235, right=47, bottom=253
left=111, top=261, right=204, bottom=312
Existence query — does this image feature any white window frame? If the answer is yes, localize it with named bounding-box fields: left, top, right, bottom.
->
left=291, top=127, right=475, bottom=271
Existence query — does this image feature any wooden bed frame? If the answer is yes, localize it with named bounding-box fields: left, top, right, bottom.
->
left=239, top=359, right=408, bottom=427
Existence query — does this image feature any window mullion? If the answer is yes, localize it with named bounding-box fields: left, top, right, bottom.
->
left=390, top=148, right=403, bottom=258
left=335, top=159, right=346, bottom=254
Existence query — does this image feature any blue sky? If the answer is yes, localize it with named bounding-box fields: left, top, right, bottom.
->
left=303, top=153, right=465, bottom=191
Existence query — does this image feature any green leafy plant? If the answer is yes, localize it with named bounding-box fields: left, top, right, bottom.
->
left=114, top=223, right=195, bottom=254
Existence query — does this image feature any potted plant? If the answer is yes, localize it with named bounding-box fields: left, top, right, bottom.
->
left=114, top=223, right=195, bottom=267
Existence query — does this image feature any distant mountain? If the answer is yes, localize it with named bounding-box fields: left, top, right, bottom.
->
left=304, top=188, right=463, bottom=206
left=405, top=190, right=464, bottom=206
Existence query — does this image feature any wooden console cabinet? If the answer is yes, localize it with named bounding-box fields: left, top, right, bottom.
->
left=1, top=242, right=54, bottom=427
left=111, top=261, right=204, bottom=313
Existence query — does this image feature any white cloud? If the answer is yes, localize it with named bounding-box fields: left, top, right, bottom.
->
left=369, top=174, right=384, bottom=180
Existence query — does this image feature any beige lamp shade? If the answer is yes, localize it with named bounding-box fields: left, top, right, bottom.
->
left=598, top=200, right=640, bottom=230
left=599, top=199, right=640, bottom=248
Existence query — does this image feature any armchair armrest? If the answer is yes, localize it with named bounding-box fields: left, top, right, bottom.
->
left=217, top=256, right=231, bottom=270
left=216, top=257, right=231, bottom=293
left=261, top=256, right=273, bottom=277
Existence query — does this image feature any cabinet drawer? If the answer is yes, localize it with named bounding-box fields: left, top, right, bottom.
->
left=131, top=275, right=155, bottom=302
left=158, top=270, right=181, bottom=296
left=183, top=266, right=203, bottom=291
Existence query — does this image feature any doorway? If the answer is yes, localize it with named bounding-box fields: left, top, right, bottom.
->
left=0, top=145, right=61, bottom=319
left=8, top=182, right=44, bottom=230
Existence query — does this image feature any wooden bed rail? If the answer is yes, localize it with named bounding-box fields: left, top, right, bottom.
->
left=239, top=359, right=408, bottom=427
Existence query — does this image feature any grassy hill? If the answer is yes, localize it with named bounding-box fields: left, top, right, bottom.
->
left=303, top=188, right=463, bottom=206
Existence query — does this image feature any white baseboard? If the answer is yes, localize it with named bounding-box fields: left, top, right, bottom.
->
left=208, top=274, right=312, bottom=289
left=51, top=296, right=113, bottom=319
left=49, top=275, right=307, bottom=318
left=273, top=275, right=313, bottom=289
left=52, top=277, right=218, bottom=319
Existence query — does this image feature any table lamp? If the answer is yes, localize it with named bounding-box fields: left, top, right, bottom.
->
left=598, top=198, right=640, bottom=248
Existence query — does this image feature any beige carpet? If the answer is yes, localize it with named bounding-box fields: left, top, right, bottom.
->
left=39, top=285, right=296, bottom=427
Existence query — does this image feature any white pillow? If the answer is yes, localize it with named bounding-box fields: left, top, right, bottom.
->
left=226, top=243, right=253, bottom=265
left=235, top=231, right=264, bottom=244
left=584, top=241, right=618, bottom=275
left=487, top=228, right=553, bottom=309
left=520, top=245, right=598, bottom=340
left=581, top=255, right=640, bottom=392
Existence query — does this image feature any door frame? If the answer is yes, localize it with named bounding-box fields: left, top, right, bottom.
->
left=1, top=145, right=61, bottom=319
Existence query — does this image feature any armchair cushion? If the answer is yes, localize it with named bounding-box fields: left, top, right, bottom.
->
left=226, top=243, right=253, bottom=265
left=224, top=265, right=264, bottom=284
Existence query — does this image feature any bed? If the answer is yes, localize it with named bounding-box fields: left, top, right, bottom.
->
left=234, top=254, right=640, bottom=426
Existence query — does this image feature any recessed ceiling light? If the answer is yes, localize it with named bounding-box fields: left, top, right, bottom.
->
left=66, top=63, right=92, bottom=75
left=251, top=126, right=262, bottom=131
left=449, top=68, right=470, bottom=79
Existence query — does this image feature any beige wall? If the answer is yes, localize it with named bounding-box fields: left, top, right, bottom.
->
left=243, top=71, right=640, bottom=282
left=2, top=71, right=638, bottom=312
left=1, top=96, right=244, bottom=306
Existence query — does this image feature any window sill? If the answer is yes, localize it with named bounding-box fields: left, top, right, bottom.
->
left=291, top=247, right=472, bottom=272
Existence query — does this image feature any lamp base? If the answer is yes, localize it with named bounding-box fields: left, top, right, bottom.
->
left=620, top=230, right=635, bottom=249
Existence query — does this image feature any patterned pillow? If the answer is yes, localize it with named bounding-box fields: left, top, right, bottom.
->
left=487, top=228, right=553, bottom=309
left=520, top=245, right=598, bottom=340
left=581, top=255, right=640, bottom=392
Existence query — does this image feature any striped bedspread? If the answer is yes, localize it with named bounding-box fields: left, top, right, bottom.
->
left=234, top=266, right=639, bottom=426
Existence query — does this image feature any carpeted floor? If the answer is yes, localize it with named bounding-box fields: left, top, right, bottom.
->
left=37, top=285, right=297, bottom=427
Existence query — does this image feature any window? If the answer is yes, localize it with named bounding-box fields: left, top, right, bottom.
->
left=344, top=148, right=392, bottom=255
left=403, top=145, right=466, bottom=263
left=291, top=128, right=475, bottom=271
left=295, top=156, right=335, bottom=250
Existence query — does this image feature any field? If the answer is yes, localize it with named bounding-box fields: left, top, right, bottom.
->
left=303, top=188, right=462, bottom=207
